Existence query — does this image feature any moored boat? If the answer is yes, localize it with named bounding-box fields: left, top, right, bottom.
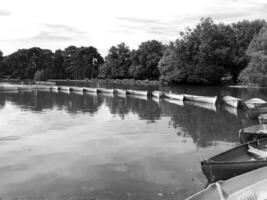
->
left=246, top=106, right=267, bottom=119
left=126, top=89, right=148, bottom=96
left=164, top=98, right=184, bottom=106
left=51, top=86, right=60, bottom=91
left=222, top=96, right=242, bottom=108
left=70, top=86, right=84, bottom=92
left=239, top=124, right=267, bottom=143
left=0, top=85, right=19, bottom=91
left=59, top=86, right=71, bottom=91
left=114, top=89, right=127, bottom=95
left=244, top=98, right=267, bottom=109
left=18, top=85, right=34, bottom=91
left=35, top=85, right=52, bottom=91
left=184, top=94, right=217, bottom=104
left=186, top=166, right=267, bottom=200
left=151, top=91, right=165, bottom=98
left=83, top=87, right=98, bottom=93
left=98, top=88, right=114, bottom=93
left=164, top=92, right=184, bottom=101
left=201, top=138, right=267, bottom=183
left=184, top=101, right=217, bottom=112
left=259, top=113, right=267, bottom=124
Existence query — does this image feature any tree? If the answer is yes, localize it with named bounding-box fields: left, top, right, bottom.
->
left=51, top=50, right=65, bottom=79
left=238, top=27, right=267, bottom=86
left=104, top=42, right=131, bottom=79
left=129, top=40, right=164, bottom=80
left=231, top=19, right=266, bottom=81
left=64, top=46, right=104, bottom=79
left=3, top=47, right=53, bottom=80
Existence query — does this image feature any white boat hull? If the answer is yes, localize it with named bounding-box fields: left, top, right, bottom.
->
left=184, top=94, right=217, bottom=104
left=151, top=91, right=165, bottom=98
left=83, top=87, right=98, bottom=93
left=164, top=92, right=184, bottom=101
left=223, top=96, right=242, bottom=108
left=98, top=88, right=114, bottom=93
left=126, top=89, right=148, bottom=96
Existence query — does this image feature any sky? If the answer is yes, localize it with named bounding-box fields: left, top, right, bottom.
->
left=0, top=0, right=267, bottom=56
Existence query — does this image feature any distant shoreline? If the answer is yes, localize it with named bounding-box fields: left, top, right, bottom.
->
left=2, top=78, right=267, bottom=88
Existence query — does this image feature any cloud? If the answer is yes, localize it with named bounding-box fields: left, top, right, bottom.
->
left=116, top=17, right=161, bottom=24
left=0, top=9, right=11, bottom=16
left=30, top=24, right=90, bottom=42
left=115, top=16, right=179, bottom=37
left=32, top=32, right=74, bottom=42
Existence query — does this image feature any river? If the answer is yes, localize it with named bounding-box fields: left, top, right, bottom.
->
left=0, top=82, right=265, bottom=200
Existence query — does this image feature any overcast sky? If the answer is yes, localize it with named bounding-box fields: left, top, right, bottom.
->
left=0, top=0, right=267, bottom=56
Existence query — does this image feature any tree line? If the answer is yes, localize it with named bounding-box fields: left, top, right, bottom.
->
left=0, top=17, right=266, bottom=86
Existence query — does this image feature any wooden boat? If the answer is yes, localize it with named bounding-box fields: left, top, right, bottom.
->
left=259, top=113, right=267, bottom=124
left=98, top=88, right=114, bottom=93
left=184, top=94, right=217, bottom=104
left=18, top=85, right=35, bottom=91
left=126, top=89, right=148, bottom=96
left=151, top=91, right=165, bottom=98
left=127, top=94, right=147, bottom=101
left=244, top=98, right=267, bottom=109
left=114, top=89, right=127, bottom=95
left=70, top=86, right=84, bottom=92
left=0, top=85, right=19, bottom=91
left=83, top=87, right=98, bottom=93
left=35, top=85, right=51, bottom=91
left=246, top=106, right=267, bottom=119
left=222, top=96, right=242, bottom=108
left=186, top=166, right=267, bottom=200
left=184, top=101, right=217, bottom=112
left=164, top=92, right=184, bottom=101
left=201, top=138, right=267, bottom=183
left=239, top=124, right=267, bottom=143
left=59, top=86, right=71, bottom=91
left=164, top=98, right=184, bottom=106
left=222, top=105, right=239, bottom=117
left=51, top=86, right=60, bottom=91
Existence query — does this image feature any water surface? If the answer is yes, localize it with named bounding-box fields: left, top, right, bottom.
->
left=0, top=83, right=264, bottom=200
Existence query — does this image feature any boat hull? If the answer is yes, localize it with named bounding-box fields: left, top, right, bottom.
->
left=186, top=166, right=267, bottom=200
left=126, top=89, right=148, bottom=96
left=258, top=114, right=267, bottom=124
left=83, top=87, right=98, bottom=93
left=222, top=96, right=242, bottom=108
left=201, top=138, right=267, bottom=183
left=151, top=91, right=165, bottom=98
left=98, top=88, right=114, bottom=93
left=164, top=92, right=184, bottom=101
left=184, top=94, right=217, bottom=104
left=239, top=124, right=267, bottom=143
left=246, top=107, right=267, bottom=119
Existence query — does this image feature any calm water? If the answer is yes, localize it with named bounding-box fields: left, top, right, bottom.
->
left=0, top=83, right=266, bottom=200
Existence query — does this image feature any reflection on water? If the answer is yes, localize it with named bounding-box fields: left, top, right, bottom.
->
left=0, top=86, right=263, bottom=200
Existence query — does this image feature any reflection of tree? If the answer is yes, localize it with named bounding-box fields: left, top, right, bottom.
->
left=105, top=95, right=162, bottom=122
left=125, top=96, right=162, bottom=122
left=51, top=92, right=103, bottom=114
left=0, top=91, right=103, bottom=114
left=105, top=95, right=130, bottom=119
left=159, top=100, right=254, bottom=147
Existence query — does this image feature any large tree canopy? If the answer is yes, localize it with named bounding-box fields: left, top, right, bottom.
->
left=129, top=40, right=164, bottom=80
left=158, top=18, right=266, bottom=85
left=99, top=43, right=131, bottom=79
left=238, top=27, right=267, bottom=86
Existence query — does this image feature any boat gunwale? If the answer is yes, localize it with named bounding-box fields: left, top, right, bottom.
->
left=201, top=138, right=267, bottom=165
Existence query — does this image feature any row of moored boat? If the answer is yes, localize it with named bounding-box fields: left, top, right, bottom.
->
left=186, top=98, right=267, bottom=199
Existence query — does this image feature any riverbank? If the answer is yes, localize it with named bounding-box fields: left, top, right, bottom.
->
left=49, top=79, right=160, bottom=86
